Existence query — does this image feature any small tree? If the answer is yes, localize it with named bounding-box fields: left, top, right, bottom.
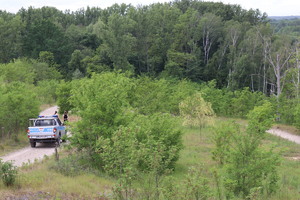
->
left=215, top=101, right=279, bottom=197
left=179, top=92, right=215, bottom=131
left=211, top=121, right=239, bottom=165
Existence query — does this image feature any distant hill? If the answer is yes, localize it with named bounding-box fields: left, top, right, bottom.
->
left=268, top=16, right=300, bottom=20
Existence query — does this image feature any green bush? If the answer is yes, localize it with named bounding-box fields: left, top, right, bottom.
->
left=294, top=103, right=300, bottom=130
left=0, top=160, right=18, bottom=187
left=56, top=80, right=74, bottom=114
left=130, top=77, right=197, bottom=115
left=231, top=88, right=266, bottom=118
left=0, top=81, right=39, bottom=133
left=97, top=113, right=183, bottom=176
left=278, top=96, right=299, bottom=125
left=70, top=72, right=134, bottom=156
left=213, top=102, right=279, bottom=197
left=35, top=79, right=60, bottom=104
left=201, top=82, right=268, bottom=118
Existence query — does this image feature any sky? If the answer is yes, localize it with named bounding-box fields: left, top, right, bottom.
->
left=0, top=0, right=299, bottom=16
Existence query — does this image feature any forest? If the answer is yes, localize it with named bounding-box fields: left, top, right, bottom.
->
left=1, top=0, right=300, bottom=199
left=0, top=0, right=299, bottom=129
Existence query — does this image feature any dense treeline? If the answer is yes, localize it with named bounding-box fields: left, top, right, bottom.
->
left=271, top=18, right=300, bottom=36
left=0, top=0, right=291, bottom=92
left=0, top=1, right=299, bottom=98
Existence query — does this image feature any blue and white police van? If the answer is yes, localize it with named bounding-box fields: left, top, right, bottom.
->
left=27, top=115, right=66, bottom=147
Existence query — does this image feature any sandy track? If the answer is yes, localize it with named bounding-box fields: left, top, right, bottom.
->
left=267, top=128, right=300, bottom=144
left=0, top=106, right=59, bottom=167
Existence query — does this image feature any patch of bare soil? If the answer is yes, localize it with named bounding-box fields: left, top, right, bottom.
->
left=1, top=191, right=108, bottom=200
left=267, top=128, right=300, bottom=144
left=286, top=156, right=300, bottom=161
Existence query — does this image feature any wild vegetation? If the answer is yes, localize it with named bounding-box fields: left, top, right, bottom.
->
left=0, top=0, right=300, bottom=199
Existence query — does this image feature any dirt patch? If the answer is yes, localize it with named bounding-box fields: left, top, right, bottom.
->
left=285, top=156, right=300, bottom=161
left=273, top=124, right=300, bottom=136
left=267, top=128, right=300, bottom=144
left=1, top=191, right=109, bottom=200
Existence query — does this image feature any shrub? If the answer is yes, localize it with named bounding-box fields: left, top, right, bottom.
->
left=97, top=113, right=183, bottom=176
left=35, top=79, right=60, bottom=104
left=129, top=77, right=197, bottom=115
left=56, top=80, right=74, bottom=114
left=214, top=102, right=279, bottom=197
left=0, top=160, right=18, bottom=186
left=70, top=72, right=133, bottom=152
left=294, top=103, right=300, bottom=130
left=0, top=81, right=39, bottom=133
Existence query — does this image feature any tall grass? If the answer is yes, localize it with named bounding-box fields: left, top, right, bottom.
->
left=0, top=133, right=29, bottom=156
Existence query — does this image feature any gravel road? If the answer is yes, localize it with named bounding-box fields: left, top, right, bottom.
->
left=267, top=128, right=300, bottom=144
left=0, top=106, right=59, bottom=167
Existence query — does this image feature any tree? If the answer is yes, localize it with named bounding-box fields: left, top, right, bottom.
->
left=179, top=92, right=215, bottom=130
left=0, top=81, right=39, bottom=134
left=224, top=20, right=243, bottom=90
left=200, top=13, right=222, bottom=65
left=56, top=80, right=74, bottom=114
left=0, top=59, right=35, bottom=84
left=164, top=8, right=203, bottom=81
left=97, top=12, right=136, bottom=72
left=70, top=72, right=134, bottom=156
left=265, top=35, right=293, bottom=98
left=213, top=102, right=279, bottom=197
left=0, top=15, right=23, bottom=63
left=68, top=50, right=87, bottom=77
left=211, top=121, right=238, bottom=165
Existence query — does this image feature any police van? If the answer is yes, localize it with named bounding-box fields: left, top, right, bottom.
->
left=27, top=115, right=67, bottom=147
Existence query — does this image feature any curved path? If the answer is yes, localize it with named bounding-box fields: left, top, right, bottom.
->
left=0, top=106, right=59, bottom=167
left=267, top=128, right=300, bottom=144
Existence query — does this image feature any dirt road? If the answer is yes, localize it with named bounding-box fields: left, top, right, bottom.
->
left=267, top=128, right=300, bottom=144
left=0, top=106, right=59, bottom=167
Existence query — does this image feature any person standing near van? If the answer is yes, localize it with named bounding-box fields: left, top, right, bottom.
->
left=63, top=111, right=68, bottom=122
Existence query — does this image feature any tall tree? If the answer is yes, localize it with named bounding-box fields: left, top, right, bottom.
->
left=265, top=35, right=293, bottom=98
left=0, top=15, right=23, bottom=63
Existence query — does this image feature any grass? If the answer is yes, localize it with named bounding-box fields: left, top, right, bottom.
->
left=0, top=149, right=114, bottom=199
left=174, top=126, right=216, bottom=177
left=1, top=117, right=300, bottom=199
left=174, top=118, right=300, bottom=200
left=0, top=133, right=29, bottom=157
